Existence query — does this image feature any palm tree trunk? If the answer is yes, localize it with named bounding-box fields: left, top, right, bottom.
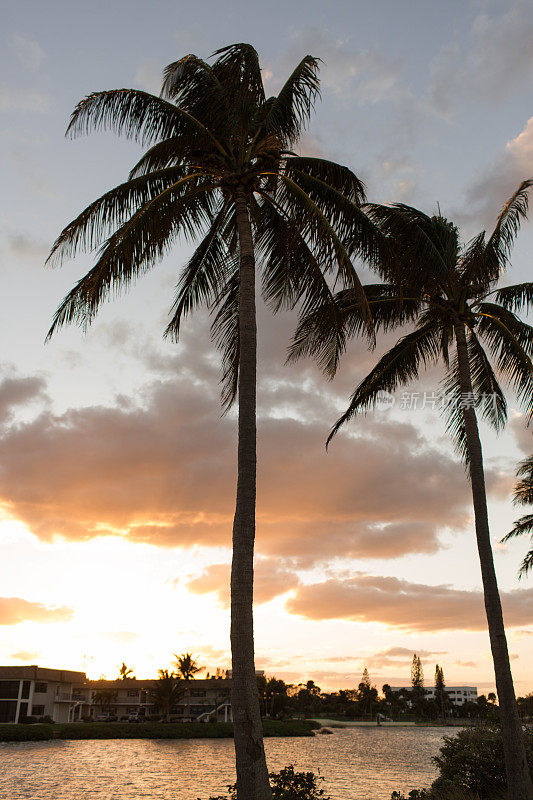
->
left=231, top=187, right=272, bottom=800
left=454, top=319, right=533, bottom=800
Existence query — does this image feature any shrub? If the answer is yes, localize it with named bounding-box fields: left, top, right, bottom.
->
left=205, top=765, right=329, bottom=800
left=432, top=726, right=533, bottom=798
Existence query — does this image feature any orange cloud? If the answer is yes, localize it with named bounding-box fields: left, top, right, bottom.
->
left=0, top=367, right=486, bottom=566
left=286, top=574, right=533, bottom=632
left=186, top=559, right=300, bottom=606
left=0, top=597, right=73, bottom=625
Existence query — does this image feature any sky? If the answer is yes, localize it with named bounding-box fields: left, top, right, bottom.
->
left=1, top=0, right=533, bottom=694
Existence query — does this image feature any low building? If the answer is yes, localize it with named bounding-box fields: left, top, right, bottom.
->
left=0, top=666, right=233, bottom=723
left=389, top=685, right=478, bottom=705
left=88, top=678, right=232, bottom=722
left=0, top=665, right=87, bottom=723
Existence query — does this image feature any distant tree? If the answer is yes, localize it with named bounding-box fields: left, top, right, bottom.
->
left=149, top=669, right=183, bottom=722
left=488, top=692, right=497, bottom=704
left=92, top=687, right=118, bottom=716
left=357, top=668, right=378, bottom=718
left=118, top=662, right=135, bottom=680
left=435, top=664, right=447, bottom=718
left=410, top=654, right=425, bottom=715
left=174, top=652, right=204, bottom=680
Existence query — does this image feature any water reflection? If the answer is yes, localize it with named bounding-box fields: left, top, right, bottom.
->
left=0, top=726, right=459, bottom=800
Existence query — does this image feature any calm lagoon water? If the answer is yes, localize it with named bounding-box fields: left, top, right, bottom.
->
left=0, top=726, right=459, bottom=800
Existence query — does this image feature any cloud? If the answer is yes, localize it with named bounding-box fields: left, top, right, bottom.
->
left=9, top=35, right=46, bottom=71
left=0, top=87, right=50, bottom=112
left=429, top=2, right=533, bottom=117
left=286, top=574, right=533, bottom=632
left=10, top=650, right=39, bottom=662
left=186, top=559, right=301, bottom=607
left=454, top=660, right=477, bottom=668
left=458, top=116, right=533, bottom=231
left=0, top=368, right=478, bottom=564
left=358, top=646, right=447, bottom=671
left=133, top=60, right=162, bottom=94
left=0, top=373, right=48, bottom=425
left=3, top=232, right=49, bottom=262
left=281, top=28, right=404, bottom=105
left=0, top=597, right=73, bottom=625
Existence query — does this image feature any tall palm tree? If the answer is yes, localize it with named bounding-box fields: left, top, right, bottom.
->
left=502, top=455, right=533, bottom=575
left=45, top=44, right=381, bottom=799
left=174, top=652, right=203, bottom=680
left=291, top=181, right=533, bottom=800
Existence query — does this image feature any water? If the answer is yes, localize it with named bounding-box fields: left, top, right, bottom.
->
left=0, top=726, right=459, bottom=800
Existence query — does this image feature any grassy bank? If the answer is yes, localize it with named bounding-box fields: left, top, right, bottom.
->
left=0, top=719, right=319, bottom=742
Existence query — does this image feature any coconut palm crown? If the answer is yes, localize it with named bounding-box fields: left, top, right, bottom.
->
left=291, top=180, right=533, bottom=800
left=46, top=44, right=383, bottom=399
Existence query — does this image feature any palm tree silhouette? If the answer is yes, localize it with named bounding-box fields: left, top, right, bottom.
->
left=174, top=652, right=203, bottom=680
left=118, top=662, right=134, bottom=680
left=45, top=44, right=379, bottom=799
left=502, top=455, right=533, bottom=575
left=292, top=182, right=533, bottom=800
left=149, top=669, right=183, bottom=723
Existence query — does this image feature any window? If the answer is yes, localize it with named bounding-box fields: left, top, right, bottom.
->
left=0, top=701, right=17, bottom=722
left=190, top=690, right=206, bottom=697
left=0, top=681, right=20, bottom=699
left=127, top=690, right=138, bottom=697
left=21, top=681, right=31, bottom=699
left=32, top=705, right=45, bottom=716
left=34, top=683, right=48, bottom=694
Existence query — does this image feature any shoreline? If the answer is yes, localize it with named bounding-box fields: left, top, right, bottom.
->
left=0, top=719, right=318, bottom=743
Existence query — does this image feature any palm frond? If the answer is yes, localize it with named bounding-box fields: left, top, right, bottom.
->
left=328, top=319, right=443, bottom=445
left=271, top=172, right=372, bottom=334
left=46, top=167, right=190, bottom=266
left=210, top=268, right=240, bottom=410
left=485, top=179, right=533, bottom=268
left=260, top=56, right=320, bottom=145
left=475, top=307, right=533, bottom=419
left=366, top=203, right=457, bottom=287
left=513, top=456, right=533, bottom=506
left=284, top=156, right=365, bottom=204
left=288, top=284, right=421, bottom=375
left=165, top=200, right=233, bottom=341
left=493, top=282, right=533, bottom=314
left=501, top=513, right=533, bottom=578
left=161, top=54, right=229, bottom=131
left=441, top=329, right=506, bottom=464
left=47, top=179, right=217, bottom=338
left=256, top=194, right=349, bottom=376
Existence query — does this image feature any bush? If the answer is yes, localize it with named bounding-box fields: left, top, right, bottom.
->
left=206, top=765, right=329, bottom=800
left=432, top=726, right=533, bottom=798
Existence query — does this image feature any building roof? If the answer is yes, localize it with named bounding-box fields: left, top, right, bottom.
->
left=0, top=665, right=86, bottom=682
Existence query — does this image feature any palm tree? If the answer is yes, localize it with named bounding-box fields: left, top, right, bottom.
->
left=118, top=662, right=134, bottom=680
left=502, top=455, right=533, bottom=575
left=92, top=687, right=118, bottom=717
left=45, top=44, right=381, bottom=800
left=291, top=182, right=533, bottom=800
left=149, top=669, right=183, bottom=722
left=174, top=652, right=204, bottom=680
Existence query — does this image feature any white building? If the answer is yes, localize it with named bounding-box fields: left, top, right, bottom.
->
left=389, top=685, right=478, bottom=705
left=0, top=665, right=87, bottom=723
left=0, top=666, right=233, bottom=723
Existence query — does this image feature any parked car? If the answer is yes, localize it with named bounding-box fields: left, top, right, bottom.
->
left=128, top=713, right=144, bottom=723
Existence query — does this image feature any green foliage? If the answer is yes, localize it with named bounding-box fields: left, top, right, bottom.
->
left=0, top=719, right=317, bottom=742
left=206, top=764, right=329, bottom=800
left=432, top=725, right=533, bottom=798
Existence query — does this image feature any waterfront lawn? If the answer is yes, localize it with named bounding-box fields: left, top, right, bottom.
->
left=0, top=719, right=319, bottom=742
